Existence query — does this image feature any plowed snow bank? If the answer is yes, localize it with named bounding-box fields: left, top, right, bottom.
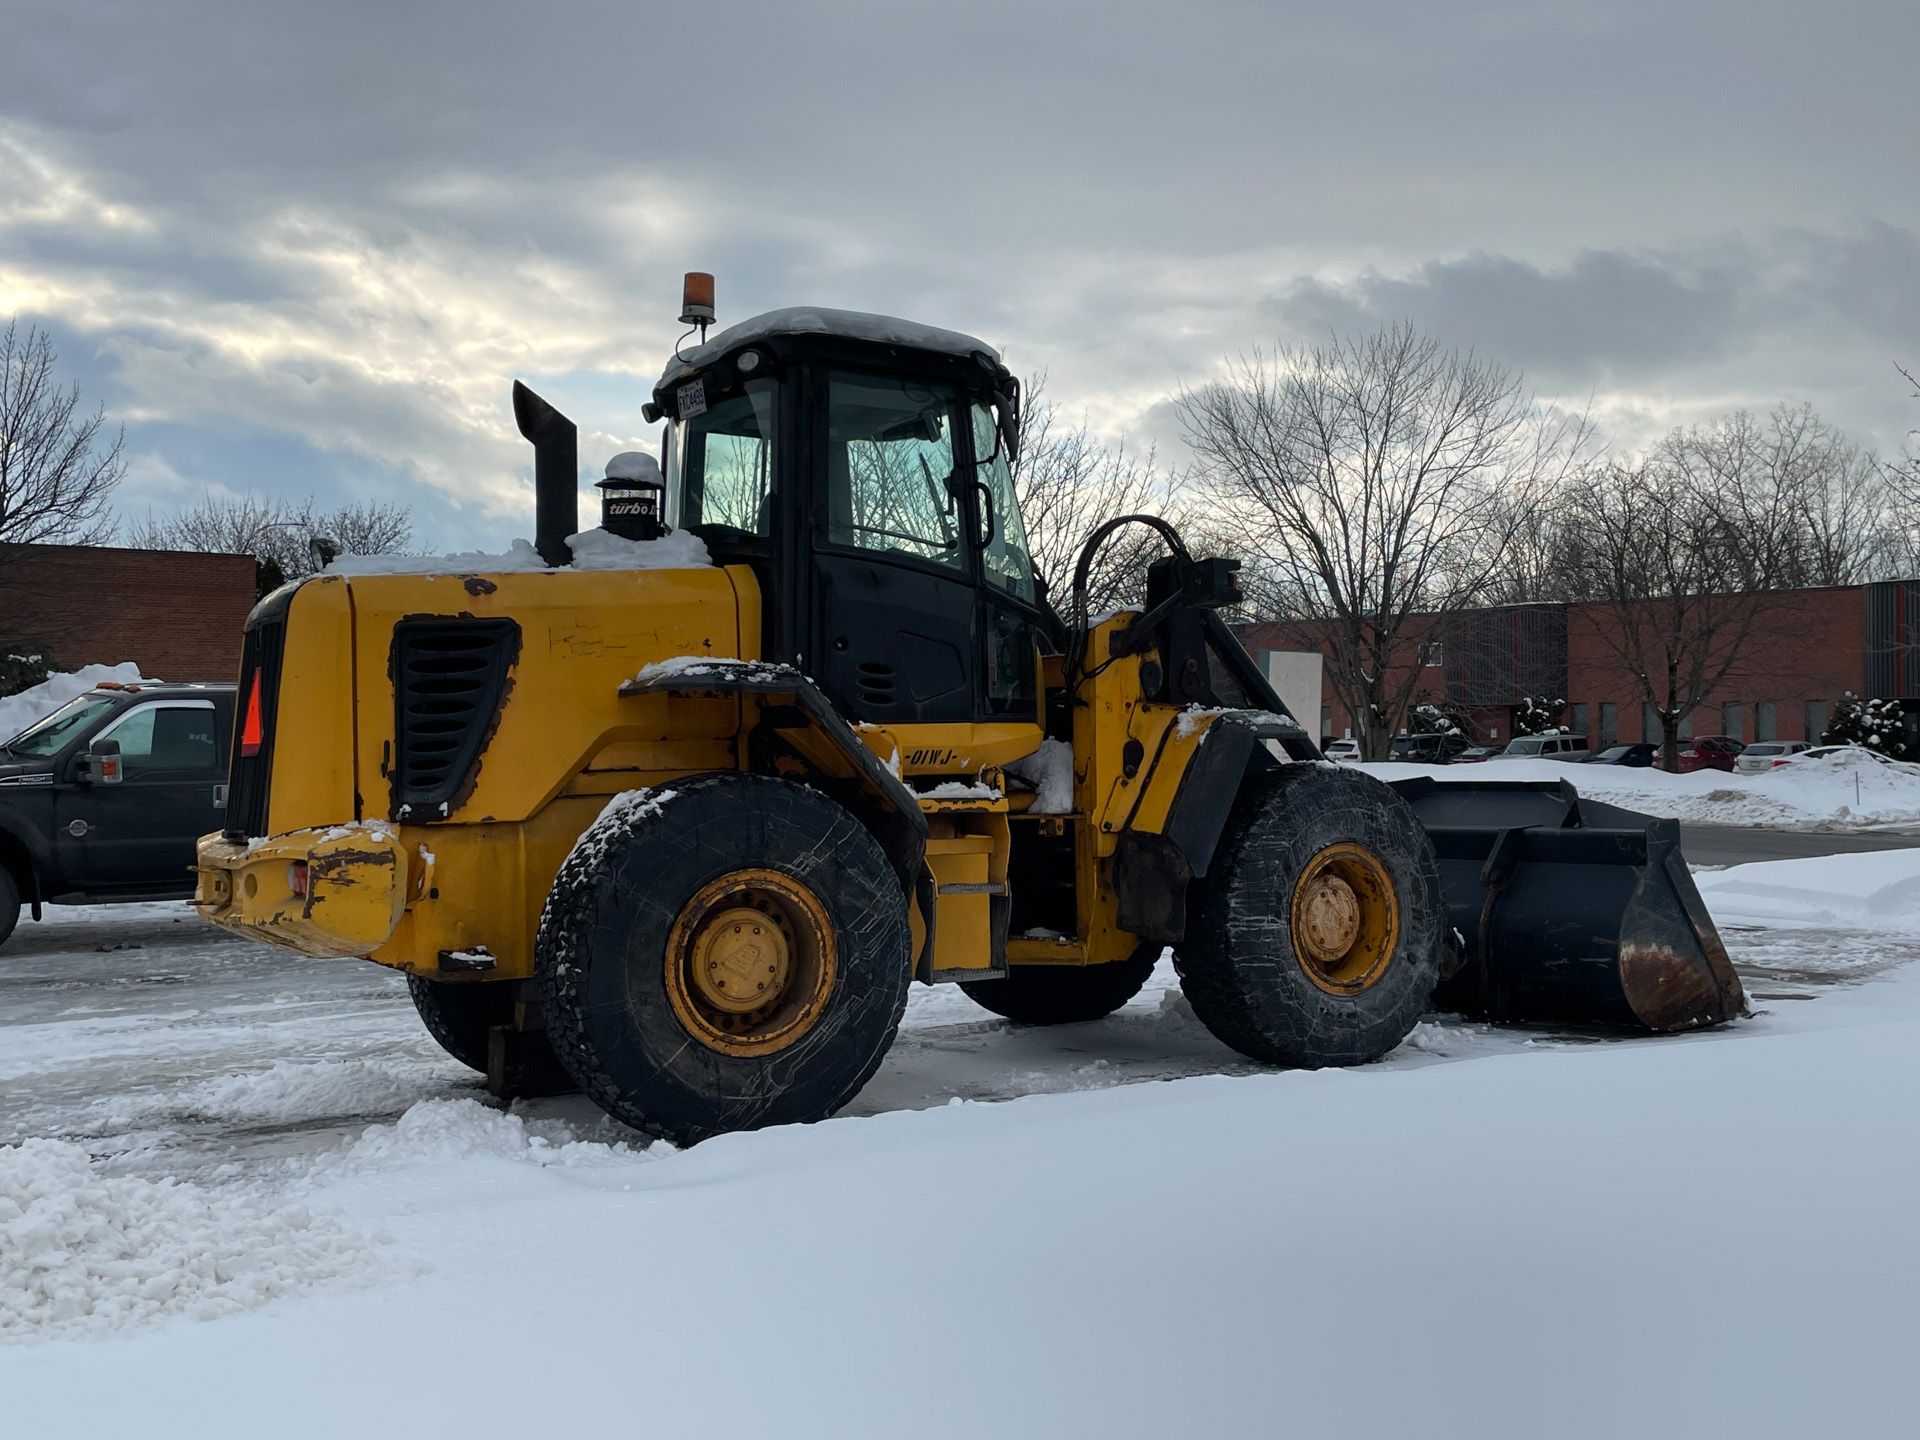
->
left=1367, top=749, right=1920, bottom=828
left=0, top=1139, right=394, bottom=1343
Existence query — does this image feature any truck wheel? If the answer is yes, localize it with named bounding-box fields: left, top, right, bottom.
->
left=536, top=774, right=912, bottom=1145
left=1174, top=764, right=1444, bottom=1067
left=0, top=867, right=18, bottom=950
left=405, top=977, right=575, bottom=1097
left=959, top=947, right=1159, bottom=1025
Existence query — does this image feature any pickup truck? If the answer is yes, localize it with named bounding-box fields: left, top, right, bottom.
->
left=0, top=681, right=235, bottom=949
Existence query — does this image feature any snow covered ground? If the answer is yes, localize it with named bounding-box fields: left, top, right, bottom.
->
left=4, top=854, right=1919, bottom=1436
left=1367, top=747, right=1920, bottom=829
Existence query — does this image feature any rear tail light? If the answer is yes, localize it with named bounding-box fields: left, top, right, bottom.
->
left=240, top=670, right=265, bottom=757
left=1772, top=758, right=1791, bottom=767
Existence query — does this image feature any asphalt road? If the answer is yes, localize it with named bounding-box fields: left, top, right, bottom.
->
left=1679, top=823, right=1920, bottom=866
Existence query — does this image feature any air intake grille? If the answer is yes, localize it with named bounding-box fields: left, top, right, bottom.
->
left=223, top=619, right=285, bottom=840
left=390, top=618, right=519, bottom=820
left=857, top=660, right=898, bottom=708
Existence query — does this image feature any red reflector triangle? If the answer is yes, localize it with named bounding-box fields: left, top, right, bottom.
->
left=240, top=670, right=264, bottom=757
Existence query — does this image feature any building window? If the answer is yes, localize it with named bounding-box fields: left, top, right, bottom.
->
left=1420, top=639, right=1444, bottom=668
left=1677, top=711, right=1694, bottom=740
left=1569, top=703, right=1588, bottom=737
left=1756, top=701, right=1777, bottom=742
left=1643, top=702, right=1662, bottom=742
left=1598, top=702, right=1618, bottom=747
left=1722, top=702, right=1744, bottom=741
left=1806, top=700, right=1829, bottom=742
left=1320, top=707, right=1331, bottom=743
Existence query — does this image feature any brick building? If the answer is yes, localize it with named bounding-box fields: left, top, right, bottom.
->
left=0, top=543, right=258, bottom=682
left=1244, top=578, right=1920, bottom=751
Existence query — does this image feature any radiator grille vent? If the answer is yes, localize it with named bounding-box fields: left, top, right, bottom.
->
left=390, top=618, right=519, bottom=820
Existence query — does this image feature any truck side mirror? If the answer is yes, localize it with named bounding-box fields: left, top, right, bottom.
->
left=86, top=738, right=124, bottom=785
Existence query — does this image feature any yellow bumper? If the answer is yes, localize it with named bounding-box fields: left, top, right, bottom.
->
left=194, top=825, right=414, bottom=959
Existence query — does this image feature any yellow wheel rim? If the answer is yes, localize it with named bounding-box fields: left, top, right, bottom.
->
left=1290, top=843, right=1400, bottom=995
left=665, top=869, right=837, bottom=1057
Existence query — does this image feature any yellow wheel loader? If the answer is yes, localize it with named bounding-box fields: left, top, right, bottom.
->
left=194, top=281, right=1745, bottom=1144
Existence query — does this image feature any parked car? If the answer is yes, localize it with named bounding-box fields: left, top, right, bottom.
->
left=1675, top=735, right=1744, bottom=774
left=1495, top=734, right=1591, bottom=762
left=1454, top=745, right=1501, bottom=763
left=1734, top=740, right=1814, bottom=774
left=1323, top=738, right=1362, bottom=763
left=0, top=681, right=234, bottom=949
left=1389, top=732, right=1470, bottom=764
left=1587, top=743, right=1659, bottom=768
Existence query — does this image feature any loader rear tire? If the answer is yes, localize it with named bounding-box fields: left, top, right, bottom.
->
left=535, top=774, right=912, bottom=1146
left=959, top=947, right=1159, bottom=1025
left=406, top=977, right=574, bottom=1096
left=1174, top=764, right=1443, bottom=1068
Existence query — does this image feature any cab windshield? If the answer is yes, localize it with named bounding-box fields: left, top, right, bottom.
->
left=4, top=694, right=115, bottom=756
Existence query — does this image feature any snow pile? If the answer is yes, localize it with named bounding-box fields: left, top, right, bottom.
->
left=604, top=450, right=661, bottom=483
left=315, top=1100, right=649, bottom=1181
left=0, top=1139, right=391, bottom=1344
left=628, top=655, right=765, bottom=686
left=660, top=306, right=996, bottom=386
left=1739, top=746, right=1920, bottom=824
left=917, top=780, right=1002, bottom=801
left=327, top=527, right=709, bottom=577
left=1693, top=849, right=1920, bottom=931
left=566, top=527, right=709, bottom=570
left=1007, top=737, right=1074, bottom=813
left=1367, top=750, right=1920, bottom=829
left=0, top=662, right=147, bottom=742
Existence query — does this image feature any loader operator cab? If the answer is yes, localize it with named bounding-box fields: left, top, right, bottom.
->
left=650, top=308, right=1051, bottom=728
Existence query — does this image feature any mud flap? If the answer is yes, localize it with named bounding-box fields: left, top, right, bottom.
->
left=1390, top=777, right=1747, bottom=1032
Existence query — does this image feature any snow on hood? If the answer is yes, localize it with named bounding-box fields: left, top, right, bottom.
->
left=325, top=527, right=710, bottom=578
left=658, top=306, right=999, bottom=387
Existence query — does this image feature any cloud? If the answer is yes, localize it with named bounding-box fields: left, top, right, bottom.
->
left=2, top=2, right=1917, bottom=547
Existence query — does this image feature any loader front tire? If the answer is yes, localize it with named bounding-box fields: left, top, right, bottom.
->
left=536, top=774, right=912, bottom=1146
left=1175, top=764, right=1443, bottom=1068
left=959, top=947, right=1159, bottom=1025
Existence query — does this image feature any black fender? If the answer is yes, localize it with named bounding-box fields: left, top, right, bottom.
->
left=1112, top=710, right=1301, bottom=944
left=619, top=660, right=929, bottom=895
left=0, top=820, right=46, bottom=910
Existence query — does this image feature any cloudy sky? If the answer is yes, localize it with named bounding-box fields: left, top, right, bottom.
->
left=3, top=0, right=1915, bottom=550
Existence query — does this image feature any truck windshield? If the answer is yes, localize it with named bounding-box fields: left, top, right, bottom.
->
left=5, top=695, right=115, bottom=756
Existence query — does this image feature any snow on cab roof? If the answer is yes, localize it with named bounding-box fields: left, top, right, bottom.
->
left=658, top=306, right=999, bottom=388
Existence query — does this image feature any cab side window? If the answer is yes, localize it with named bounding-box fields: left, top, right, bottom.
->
left=971, top=404, right=1038, bottom=605
left=107, top=704, right=220, bottom=778
left=825, top=373, right=965, bottom=571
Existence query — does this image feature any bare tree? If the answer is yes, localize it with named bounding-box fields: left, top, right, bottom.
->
left=1012, top=373, right=1185, bottom=614
left=1567, top=456, right=1802, bottom=770
left=0, top=319, right=124, bottom=556
left=1882, top=363, right=1920, bottom=569
left=1178, top=323, right=1589, bottom=759
left=129, top=492, right=412, bottom=594
left=1660, top=404, right=1891, bottom=589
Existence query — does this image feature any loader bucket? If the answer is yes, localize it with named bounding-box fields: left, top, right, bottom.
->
left=1390, top=777, right=1747, bottom=1033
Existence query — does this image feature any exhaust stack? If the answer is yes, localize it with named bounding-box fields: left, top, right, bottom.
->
left=512, top=381, right=577, bottom=567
